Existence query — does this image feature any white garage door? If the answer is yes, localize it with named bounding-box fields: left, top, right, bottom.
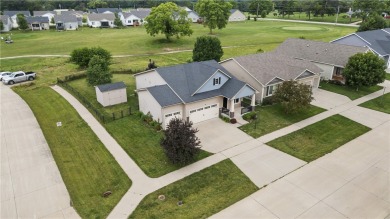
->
left=189, top=104, right=218, bottom=124
left=164, top=111, right=182, bottom=128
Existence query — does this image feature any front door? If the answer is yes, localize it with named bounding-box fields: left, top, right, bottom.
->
left=223, top=97, right=227, bottom=108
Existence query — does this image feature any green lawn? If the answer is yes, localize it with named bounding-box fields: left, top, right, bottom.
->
left=239, top=104, right=325, bottom=138
left=385, top=73, right=390, bottom=81
left=265, top=11, right=361, bottom=24
left=319, top=81, right=383, bottom=100
left=14, top=86, right=131, bottom=219
left=267, top=115, right=371, bottom=162
left=359, top=93, right=390, bottom=114
left=0, top=21, right=357, bottom=57
left=129, top=159, right=258, bottom=219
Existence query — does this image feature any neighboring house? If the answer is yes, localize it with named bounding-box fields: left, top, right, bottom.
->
left=60, top=11, right=84, bottom=26
left=229, top=9, right=246, bottom=22
left=33, top=11, right=56, bottom=23
left=120, top=10, right=150, bottom=26
left=182, top=6, right=192, bottom=12
left=273, top=38, right=369, bottom=82
left=0, top=15, right=13, bottom=32
left=87, top=13, right=115, bottom=28
left=221, top=52, right=322, bottom=103
left=134, top=60, right=257, bottom=128
left=26, top=16, right=50, bottom=30
left=89, top=8, right=122, bottom=14
left=3, top=11, right=31, bottom=28
left=187, top=11, right=200, bottom=23
left=331, top=28, right=390, bottom=70
left=136, top=8, right=152, bottom=12
left=96, top=82, right=127, bottom=107
left=54, top=15, right=79, bottom=30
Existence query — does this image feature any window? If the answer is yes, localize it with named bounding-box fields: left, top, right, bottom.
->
left=334, top=67, right=343, bottom=76
left=165, top=113, right=172, bottom=118
left=266, top=84, right=279, bottom=96
left=234, top=98, right=240, bottom=104
left=190, top=110, right=196, bottom=114
left=15, top=73, right=23, bottom=77
left=213, top=77, right=221, bottom=85
left=204, top=106, right=210, bottom=109
left=211, top=104, right=217, bottom=108
left=173, top=112, right=181, bottom=115
left=197, top=108, right=203, bottom=111
left=92, top=22, right=95, bottom=25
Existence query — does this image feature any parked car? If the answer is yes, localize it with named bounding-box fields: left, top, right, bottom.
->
left=0, top=72, right=12, bottom=81
left=2, top=71, right=36, bottom=85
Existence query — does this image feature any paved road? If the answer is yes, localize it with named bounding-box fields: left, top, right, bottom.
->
left=0, top=85, right=79, bottom=218
left=258, top=18, right=359, bottom=27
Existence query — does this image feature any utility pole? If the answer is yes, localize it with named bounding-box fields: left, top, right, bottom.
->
left=335, top=6, right=340, bottom=25
left=257, top=2, right=260, bottom=18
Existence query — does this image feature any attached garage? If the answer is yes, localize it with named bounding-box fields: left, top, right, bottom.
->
left=96, top=82, right=127, bottom=107
left=189, top=104, right=219, bottom=124
left=164, top=111, right=182, bottom=128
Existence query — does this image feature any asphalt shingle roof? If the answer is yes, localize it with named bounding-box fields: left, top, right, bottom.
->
left=26, top=16, right=49, bottom=23
left=54, top=14, right=78, bottom=23
left=3, top=11, right=31, bottom=17
left=147, top=85, right=182, bottom=107
left=146, top=60, right=253, bottom=107
left=274, top=38, right=368, bottom=67
left=97, top=82, right=126, bottom=92
left=88, top=13, right=115, bottom=21
left=233, top=52, right=322, bottom=85
left=355, top=29, right=390, bottom=55
left=60, top=11, right=84, bottom=17
left=33, top=11, right=55, bottom=16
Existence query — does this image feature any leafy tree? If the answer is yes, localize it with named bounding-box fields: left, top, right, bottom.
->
left=70, top=47, right=112, bottom=68
left=50, top=17, right=54, bottom=24
left=195, top=0, right=232, bottom=34
left=87, top=0, right=108, bottom=9
left=249, top=0, right=273, bottom=17
left=145, top=2, right=193, bottom=41
left=17, top=14, right=28, bottom=30
left=358, top=13, right=388, bottom=32
left=273, top=80, right=313, bottom=114
left=114, top=12, right=123, bottom=27
left=86, top=55, right=112, bottom=86
left=353, top=0, right=384, bottom=14
left=192, top=36, right=224, bottom=62
left=343, top=52, right=386, bottom=91
left=0, top=21, right=4, bottom=31
left=261, top=10, right=267, bottom=18
left=161, top=118, right=201, bottom=165
left=302, top=0, right=316, bottom=20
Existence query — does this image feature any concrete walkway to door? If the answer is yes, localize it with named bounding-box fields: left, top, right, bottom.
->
left=1, top=85, right=79, bottom=219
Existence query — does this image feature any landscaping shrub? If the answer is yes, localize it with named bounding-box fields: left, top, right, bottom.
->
left=86, top=55, right=112, bottom=86
left=254, top=17, right=257, bottom=21
left=247, top=15, right=251, bottom=20
left=261, top=96, right=274, bottom=106
left=64, top=73, right=87, bottom=82
left=242, top=111, right=257, bottom=121
left=220, top=115, right=230, bottom=123
left=230, top=118, right=237, bottom=124
left=257, top=48, right=264, bottom=53
left=70, top=47, right=112, bottom=68
left=261, top=10, right=267, bottom=18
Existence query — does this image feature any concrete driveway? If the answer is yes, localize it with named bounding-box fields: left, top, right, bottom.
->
left=311, top=88, right=351, bottom=110
left=1, top=85, right=79, bottom=218
left=211, top=120, right=390, bottom=219
left=194, top=118, right=253, bottom=153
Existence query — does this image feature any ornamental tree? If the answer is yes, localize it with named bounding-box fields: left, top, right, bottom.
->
left=145, top=2, right=193, bottom=41
left=17, top=14, right=28, bottom=30
left=161, top=118, right=201, bottom=165
left=273, top=80, right=313, bottom=114
left=343, top=52, right=386, bottom=90
left=195, top=0, right=232, bottom=34
left=86, top=55, right=112, bottom=86
left=358, top=13, right=388, bottom=32
left=192, top=36, right=224, bottom=62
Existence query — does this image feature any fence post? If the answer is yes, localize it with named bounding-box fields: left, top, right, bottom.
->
left=121, top=110, right=123, bottom=118
left=112, top=113, right=115, bottom=120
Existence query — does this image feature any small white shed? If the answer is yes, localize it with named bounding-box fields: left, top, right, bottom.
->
left=95, top=82, right=127, bottom=107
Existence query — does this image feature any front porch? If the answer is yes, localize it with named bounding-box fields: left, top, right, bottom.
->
left=219, top=94, right=256, bottom=121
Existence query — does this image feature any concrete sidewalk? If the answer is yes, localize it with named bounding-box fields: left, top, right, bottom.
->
left=1, top=85, right=79, bottom=219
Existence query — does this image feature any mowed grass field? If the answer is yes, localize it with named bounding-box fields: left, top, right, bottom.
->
left=0, top=21, right=357, bottom=57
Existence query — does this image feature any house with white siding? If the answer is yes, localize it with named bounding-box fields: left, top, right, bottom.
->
left=33, top=11, right=56, bottom=23
left=229, top=9, right=246, bottom=22
left=87, top=13, right=115, bottom=28
left=3, top=11, right=31, bottom=28
left=0, top=15, right=13, bottom=32
left=26, top=16, right=50, bottom=30
left=120, top=10, right=150, bottom=26
left=135, top=60, right=257, bottom=128
left=54, top=14, right=79, bottom=30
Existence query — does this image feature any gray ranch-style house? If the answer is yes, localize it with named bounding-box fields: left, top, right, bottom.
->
left=87, top=13, right=115, bottom=28
left=0, top=15, right=13, bottom=32
left=60, top=11, right=84, bottom=26
left=135, top=60, right=257, bottom=128
left=33, top=11, right=56, bottom=22
left=120, top=10, right=150, bottom=26
left=221, top=52, right=322, bottom=103
left=273, top=38, right=369, bottom=82
left=3, top=11, right=31, bottom=28
left=54, top=15, right=79, bottom=30
left=26, top=16, right=50, bottom=30
left=331, top=28, right=390, bottom=70
left=88, top=8, right=123, bottom=14
left=229, top=9, right=246, bottom=22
